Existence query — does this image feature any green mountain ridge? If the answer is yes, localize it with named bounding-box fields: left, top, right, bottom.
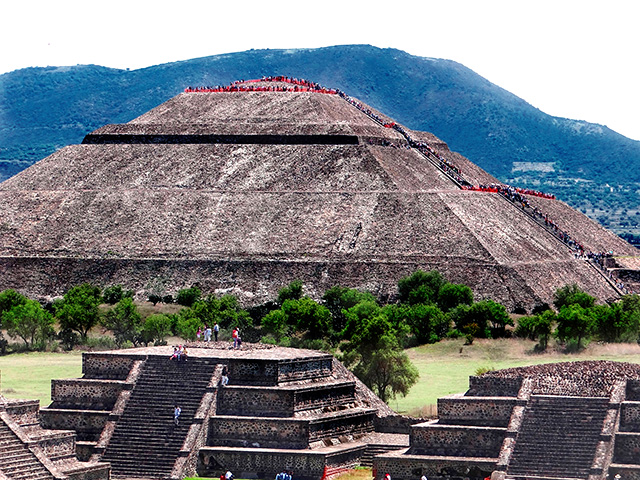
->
left=1, top=45, right=639, bottom=238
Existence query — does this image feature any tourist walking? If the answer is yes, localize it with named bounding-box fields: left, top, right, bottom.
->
left=213, top=322, right=219, bottom=341
left=173, top=405, right=181, bottom=426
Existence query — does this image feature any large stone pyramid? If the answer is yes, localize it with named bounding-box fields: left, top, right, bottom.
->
left=0, top=77, right=636, bottom=309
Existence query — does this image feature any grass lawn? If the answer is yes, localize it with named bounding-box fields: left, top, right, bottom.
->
left=394, top=338, right=640, bottom=416
left=4, top=338, right=640, bottom=413
left=0, top=351, right=83, bottom=406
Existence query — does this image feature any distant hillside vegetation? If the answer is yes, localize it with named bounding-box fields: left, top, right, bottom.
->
left=1, top=45, right=639, bottom=237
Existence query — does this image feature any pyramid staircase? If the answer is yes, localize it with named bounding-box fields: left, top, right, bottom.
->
left=0, top=397, right=110, bottom=480
left=506, top=395, right=610, bottom=480
left=0, top=418, right=53, bottom=480
left=100, top=356, right=220, bottom=479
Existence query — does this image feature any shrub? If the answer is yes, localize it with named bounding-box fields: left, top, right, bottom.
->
left=103, top=284, right=133, bottom=305
left=176, top=286, right=201, bottom=307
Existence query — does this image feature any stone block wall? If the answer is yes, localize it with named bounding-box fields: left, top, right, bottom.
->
left=409, top=422, right=505, bottom=457
left=466, top=376, right=522, bottom=397
left=438, top=395, right=516, bottom=427
left=294, top=383, right=355, bottom=413
left=620, top=401, right=640, bottom=431
left=4, top=400, right=40, bottom=426
left=39, top=409, right=109, bottom=441
left=36, top=431, right=77, bottom=460
left=373, top=452, right=496, bottom=480
left=308, top=411, right=375, bottom=442
left=226, top=356, right=333, bottom=386
left=626, top=380, right=640, bottom=401
left=227, top=359, right=280, bottom=386
left=50, top=379, right=126, bottom=409
left=613, top=432, right=640, bottom=463
left=208, top=417, right=309, bottom=449
left=277, top=357, right=334, bottom=383
left=198, top=444, right=366, bottom=480
left=374, top=414, right=423, bottom=435
left=82, top=353, right=141, bottom=380
left=199, top=447, right=326, bottom=480
left=218, top=388, right=294, bottom=417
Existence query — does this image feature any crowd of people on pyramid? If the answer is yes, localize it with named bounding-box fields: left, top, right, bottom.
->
left=464, top=184, right=555, bottom=200
left=184, top=76, right=338, bottom=94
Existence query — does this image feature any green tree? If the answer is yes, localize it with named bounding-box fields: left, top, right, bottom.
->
left=593, top=302, right=639, bottom=342
left=404, top=304, right=449, bottom=344
left=103, top=284, right=133, bottom=304
left=515, top=310, right=554, bottom=350
left=449, top=300, right=512, bottom=339
left=280, top=297, right=332, bottom=340
left=277, top=280, right=304, bottom=305
left=261, top=309, right=289, bottom=341
left=101, top=297, right=143, bottom=347
left=322, top=285, right=377, bottom=334
left=0, top=289, right=28, bottom=315
left=175, top=286, right=201, bottom=307
left=437, top=283, right=474, bottom=312
left=341, top=314, right=418, bottom=403
left=2, top=300, right=55, bottom=349
left=191, top=294, right=252, bottom=331
left=341, top=300, right=383, bottom=340
left=174, top=308, right=203, bottom=341
left=398, top=270, right=445, bottom=305
left=142, top=314, right=172, bottom=346
left=54, top=283, right=102, bottom=341
left=555, top=304, right=596, bottom=349
left=553, top=284, right=595, bottom=310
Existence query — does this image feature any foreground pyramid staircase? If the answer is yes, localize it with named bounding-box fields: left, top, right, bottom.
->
left=39, top=344, right=409, bottom=480
left=373, top=361, right=640, bottom=480
left=0, top=394, right=109, bottom=480
left=99, top=356, right=220, bottom=478
left=506, top=396, right=610, bottom=478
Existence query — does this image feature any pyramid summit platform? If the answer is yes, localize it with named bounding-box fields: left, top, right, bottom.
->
left=0, top=77, right=637, bottom=308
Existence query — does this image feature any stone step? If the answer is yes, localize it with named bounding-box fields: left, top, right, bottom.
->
left=102, top=357, right=219, bottom=478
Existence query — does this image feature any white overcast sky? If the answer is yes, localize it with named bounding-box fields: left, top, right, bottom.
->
left=2, top=0, right=639, bottom=140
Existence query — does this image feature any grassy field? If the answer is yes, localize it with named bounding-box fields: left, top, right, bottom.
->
left=0, top=351, right=83, bottom=405
left=3, top=338, right=640, bottom=411
left=395, top=338, right=640, bottom=415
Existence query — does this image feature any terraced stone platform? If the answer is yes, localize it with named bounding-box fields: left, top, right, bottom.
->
left=39, top=344, right=410, bottom=480
left=373, top=361, right=640, bottom=480
left=0, top=395, right=109, bottom=480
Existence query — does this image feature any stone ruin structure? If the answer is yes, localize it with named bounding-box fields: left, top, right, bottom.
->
left=1, top=78, right=638, bottom=310
left=0, top=392, right=109, bottom=480
left=34, top=344, right=410, bottom=480
left=374, top=360, right=640, bottom=480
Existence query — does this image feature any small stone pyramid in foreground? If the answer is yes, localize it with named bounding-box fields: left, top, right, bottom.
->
left=0, top=77, right=637, bottom=308
left=38, top=343, right=409, bottom=480
left=373, top=361, right=640, bottom=480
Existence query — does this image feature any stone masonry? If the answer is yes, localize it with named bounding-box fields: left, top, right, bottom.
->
left=1, top=79, right=637, bottom=310
left=0, top=392, right=109, bottom=480
left=373, top=361, right=640, bottom=480
left=38, top=344, right=409, bottom=480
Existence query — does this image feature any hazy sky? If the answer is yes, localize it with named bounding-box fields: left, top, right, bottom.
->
left=2, top=0, right=639, bottom=140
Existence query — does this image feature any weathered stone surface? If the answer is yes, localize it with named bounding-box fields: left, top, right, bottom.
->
left=0, top=81, right=635, bottom=309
